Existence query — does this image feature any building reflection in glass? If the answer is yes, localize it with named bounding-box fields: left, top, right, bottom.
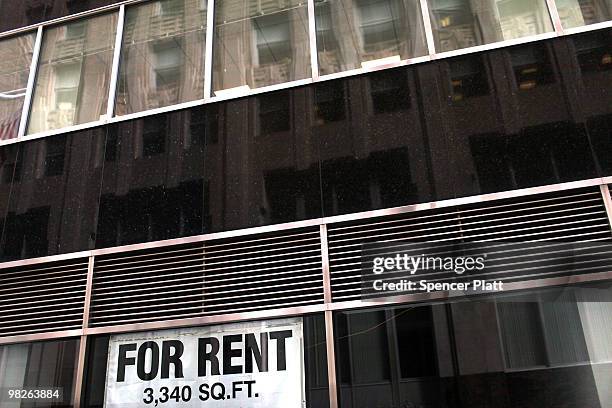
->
left=335, top=283, right=612, bottom=408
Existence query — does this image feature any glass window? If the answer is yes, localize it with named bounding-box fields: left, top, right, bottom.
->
left=556, top=0, right=612, bottom=29
left=314, top=0, right=428, bottom=76
left=115, top=0, right=207, bottom=116
left=429, top=0, right=554, bottom=53
left=27, top=13, right=117, bottom=134
left=212, top=0, right=311, bottom=94
left=0, top=33, right=35, bottom=141
left=334, top=283, right=612, bottom=408
left=0, top=338, right=80, bottom=408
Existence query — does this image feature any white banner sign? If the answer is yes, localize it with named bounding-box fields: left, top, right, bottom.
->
left=104, top=317, right=304, bottom=408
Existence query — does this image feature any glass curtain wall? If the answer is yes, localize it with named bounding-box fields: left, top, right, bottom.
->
left=556, top=0, right=612, bottom=29
left=27, top=13, right=118, bottom=134
left=0, top=338, right=80, bottom=408
left=0, top=34, right=35, bottom=141
left=115, top=0, right=207, bottom=116
left=428, top=0, right=554, bottom=52
left=212, top=0, right=311, bottom=94
left=334, top=284, right=612, bottom=408
left=314, top=0, right=428, bottom=75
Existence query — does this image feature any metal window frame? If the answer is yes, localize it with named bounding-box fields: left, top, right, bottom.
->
left=105, top=5, right=126, bottom=120
left=16, top=26, right=43, bottom=138
left=0, top=0, right=610, bottom=146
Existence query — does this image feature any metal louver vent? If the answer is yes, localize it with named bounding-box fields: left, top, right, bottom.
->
left=90, top=227, right=324, bottom=326
left=327, top=188, right=612, bottom=301
left=0, top=258, right=88, bottom=336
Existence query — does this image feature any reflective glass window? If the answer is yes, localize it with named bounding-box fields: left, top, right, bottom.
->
left=556, top=0, right=612, bottom=29
left=115, top=0, right=207, bottom=116
left=335, top=284, right=612, bottom=408
left=314, top=0, right=428, bottom=75
left=0, top=33, right=34, bottom=141
left=27, top=13, right=117, bottom=134
left=96, top=110, right=205, bottom=248
left=428, top=0, right=554, bottom=53
left=0, top=338, right=80, bottom=408
left=1, top=128, right=105, bottom=261
left=212, top=0, right=311, bottom=94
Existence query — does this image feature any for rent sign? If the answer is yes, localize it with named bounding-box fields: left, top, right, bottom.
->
left=104, top=318, right=304, bottom=408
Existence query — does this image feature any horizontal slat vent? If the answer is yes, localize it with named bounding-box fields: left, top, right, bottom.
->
left=90, top=228, right=324, bottom=326
left=327, top=188, right=612, bottom=301
left=0, top=259, right=88, bottom=336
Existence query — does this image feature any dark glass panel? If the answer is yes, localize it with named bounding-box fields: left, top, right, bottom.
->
left=304, top=314, right=330, bottom=408
left=258, top=92, right=291, bottom=135
left=449, top=55, right=490, bottom=102
left=369, top=69, right=411, bottom=113
left=0, top=143, right=18, bottom=254
left=204, top=90, right=322, bottom=232
left=315, top=81, right=346, bottom=124
left=0, top=128, right=105, bottom=261
left=0, top=1, right=122, bottom=33
left=441, top=41, right=599, bottom=197
left=0, top=338, right=80, bottom=408
left=334, top=284, right=612, bottom=408
left=589, top=114, right=612, bottom=175
left=317, top=66, right=453, bottom=217
left=572, top=30, right=612, bottom=177
left=573, top=30, right=612, bottom=74
left=82, top=335, right=109, bottom=408
left=510, top=44, right=555, bottom=90
left=95, top=108, right=205, bottom=248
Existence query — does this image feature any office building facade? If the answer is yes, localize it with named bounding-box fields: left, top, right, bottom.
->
left=0, top=0, right=611, bottom=407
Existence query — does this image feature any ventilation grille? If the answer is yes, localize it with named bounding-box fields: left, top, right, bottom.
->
left=90, top=228, right=324, bottom=326
left=327, top=188, right=612, bottom=301
left=0, top=259, right=88, bottom=336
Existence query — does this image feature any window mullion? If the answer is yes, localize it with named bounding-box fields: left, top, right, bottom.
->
left=17, top=25, right=43, bottom=138
left=308, top=0, right=320, bottom=80
left=203, top=0, right=216, bottom=100
left=418, top=0, right=436, bottom=55
left=106, top=5, right=126, bottom=120
left=545, top=0, right=566, bottom=35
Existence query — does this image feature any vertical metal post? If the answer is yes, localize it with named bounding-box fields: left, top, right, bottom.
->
left=203, top=0, right=216, bottom=100
left=599, top=185, right=612, bottom=233
left=307, top=0, right=319, bottom=80
left=418, top=0, right=437, bottom=56
left=72, top=335, right=88, bottom=408
left=106, top=5, right=126, bottom=120
left=17, top=25, right=43, bottom=138
left=72, top=254, right=95, bottom=408
left=320, top=224, right=332, bottom=304
left=320, top=224, right=338, bottom=407
left=545, top=0, right=565, bottom=35
left=324, top=310, right=339, bottom=408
